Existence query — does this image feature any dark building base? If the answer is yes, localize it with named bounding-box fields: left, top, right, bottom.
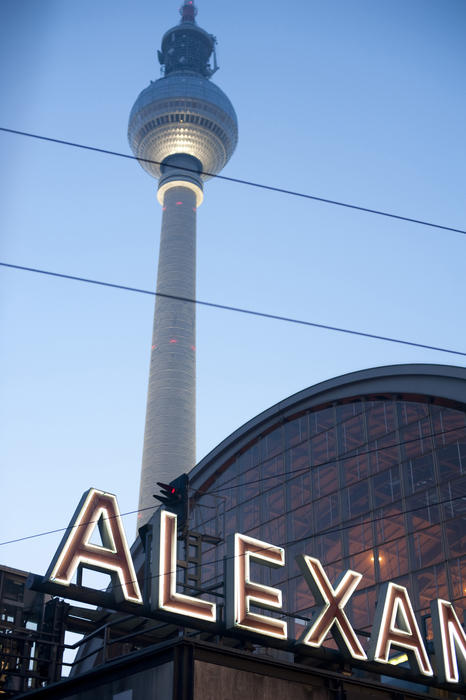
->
left=17, top=638, right=439, bottom=700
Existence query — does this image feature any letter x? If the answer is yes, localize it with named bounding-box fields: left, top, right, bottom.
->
left=297, top=555, right=367, bottom=660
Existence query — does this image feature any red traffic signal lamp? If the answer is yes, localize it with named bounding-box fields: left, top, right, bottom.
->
left=155, top=482, right=179, bottom=505
left=153, top=474, right=189, bottom=528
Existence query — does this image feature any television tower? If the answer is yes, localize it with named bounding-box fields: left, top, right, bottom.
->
left=128, top=1, right=238, bottom=527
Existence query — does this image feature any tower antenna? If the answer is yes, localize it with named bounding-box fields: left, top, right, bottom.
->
left=180, top=0, right=197, bottom=23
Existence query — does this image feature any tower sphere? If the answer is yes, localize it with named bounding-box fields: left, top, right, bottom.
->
left=128, top=74, right=238, bottom=180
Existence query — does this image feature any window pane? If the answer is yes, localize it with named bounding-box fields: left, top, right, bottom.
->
left=341, top=454, right=369, bottom=486
left=263, top=486, right=285, bottom=520
left=314, top=494, right=339, bottom=531
left=291, top=504, right=313, bottom=540
left=312, top=430, right=337, bottom=464
left=405, top=454, right=436, bottom=494
left=412, top=525, right=443, bottom=568
left=261, top=455, right=284, bottom=490
left=366, top=401, right=396, bottom=441
left=445, top=517, right=466, bottom=558
left=343, top=481, right=369, bottom=520
left=319, top=532, right=342, bottom=566
left=340, top=413, right=365, bottom=454
left=262, top=426, right=283, bottom=459
left=350, top=551, right=375, bottom=585
left=372, top=466, right=401, bottom=507
left=287, top=472, right=311, bottom=510
left=378, top=537, right=409, bottom=579
left=414, top=565, right=447, bottom=614
left=312, top=463, right=338, bottom=498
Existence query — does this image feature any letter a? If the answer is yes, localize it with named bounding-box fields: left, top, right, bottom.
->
left=368, top=582, right=432, bottom=676
left=46, top=488, right=142, bottom=604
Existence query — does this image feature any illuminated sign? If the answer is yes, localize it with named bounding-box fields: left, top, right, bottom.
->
left=431, top=599, right=466, bottom=683
left=46, top=488, right=142, bottom=604
left=225, top=533, right=287, bottom=639
left=368, top=582, right=432, bottom=676
left=40, top=489, right=466, bottom=688
left=152, top=510, right=216, bottom=622
left=295, top=555, right=367, bottom=660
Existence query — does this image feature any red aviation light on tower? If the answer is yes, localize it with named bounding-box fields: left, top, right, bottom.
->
left=180, top=0, right=197, bottom=23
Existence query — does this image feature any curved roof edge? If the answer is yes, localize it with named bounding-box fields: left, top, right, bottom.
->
left=190, top=363, right=466, bottom=487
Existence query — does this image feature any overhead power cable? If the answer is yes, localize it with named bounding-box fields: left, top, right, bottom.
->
left=193, top=425, right=466, bottom=497
left=191, top=427, right=466, bottom=532
left=0, top=425, right=464, bottom=549
left=1, top=261, right=465, bottom=357
left=1, top=126, right=465, bottom=236
left=196, top=397, right=464, bottom=499
left=102, top=506, right=465, bottom=597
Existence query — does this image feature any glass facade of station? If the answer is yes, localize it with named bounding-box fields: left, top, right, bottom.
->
left=190, top=393, right=466, bottom=647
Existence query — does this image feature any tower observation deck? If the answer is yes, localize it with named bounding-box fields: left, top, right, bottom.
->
left=128, top=1, right=238, bottom=528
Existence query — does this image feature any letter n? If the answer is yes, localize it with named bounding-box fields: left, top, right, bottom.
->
left=431, top=599, right=466, bottom=684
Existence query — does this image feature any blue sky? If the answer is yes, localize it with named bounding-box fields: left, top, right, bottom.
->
left=1, top=0, right=465, bottom=576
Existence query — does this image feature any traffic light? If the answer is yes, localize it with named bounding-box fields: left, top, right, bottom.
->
left=153, top=474, right=189, bottom=529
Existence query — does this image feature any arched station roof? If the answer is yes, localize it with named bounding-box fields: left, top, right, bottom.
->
left=190, top=364, right=466, bottom=490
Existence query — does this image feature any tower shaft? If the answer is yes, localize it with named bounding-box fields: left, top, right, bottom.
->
left=129, top=1, right=237, bottom=529
left=138, top=184, right=198, bottom=526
